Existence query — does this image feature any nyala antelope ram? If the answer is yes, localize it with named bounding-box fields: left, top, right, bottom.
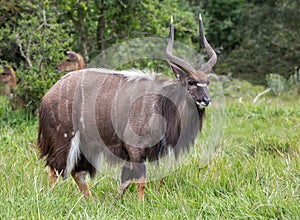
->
left=0, top=65, right=18, bottom=97
left=37, top=15, right=217, bottom=200
left=55, top=51, right=86, bottom=72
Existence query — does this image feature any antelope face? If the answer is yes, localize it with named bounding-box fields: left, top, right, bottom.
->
left=166, top=14, right=216, bottom=110
left=56, top=59, right=79, bottom=72
left=0, top=67, right=13, bottom=83
left=55, top=51, right=81, bottom=72
left=186, top=76, right=210, bottom=108
left=169, top=63, right=211, bottom=109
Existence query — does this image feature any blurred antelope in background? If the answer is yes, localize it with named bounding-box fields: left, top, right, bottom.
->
left=55, top=51, right=86, bottom=72
left=37, top=15, right=217, bottom=200
left=0, top=65, right=18, bottom=97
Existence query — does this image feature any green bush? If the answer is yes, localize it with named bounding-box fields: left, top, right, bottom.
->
left=266, top=70, right=300, bottom=96
left=17, top=66, right=65, bottom=112
left=3, top=0, right=73, bottom=112
left=266, top=74, right=286, bottom=96
left=287, top=67, right=300, bottom=94
left=216, top=0, right=300, bottom=85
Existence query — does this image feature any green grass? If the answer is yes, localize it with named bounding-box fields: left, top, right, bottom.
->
left=0, top=82, right=299, bottom=219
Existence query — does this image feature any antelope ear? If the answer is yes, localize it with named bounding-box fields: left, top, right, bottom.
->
left=65, top=51, right=78, bottom=61
left=168, top=62, right=188, bottom=80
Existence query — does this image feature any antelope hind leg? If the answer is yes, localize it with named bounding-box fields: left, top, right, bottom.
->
left=49, top=167, right=59, bottom=189
left=71, top=170, right=92, bottom=198
left=118, top=166, right=133, bottom=196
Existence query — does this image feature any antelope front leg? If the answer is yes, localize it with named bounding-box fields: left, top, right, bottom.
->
left=71, top=170, right=91, bottom=198
left=133, top=162, right=146, bottom=201
left=118, top=180, right=132, bottom=196
left=118, top=165, right=132, bottom=196
left=137, top=175, right=146, bottom=201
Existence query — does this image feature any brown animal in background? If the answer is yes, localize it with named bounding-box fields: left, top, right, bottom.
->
left=55, top=51, right=86, bottom=72
left=0, top=65, right=18, bottom=97
left=37, top=15, right=217, bottom=200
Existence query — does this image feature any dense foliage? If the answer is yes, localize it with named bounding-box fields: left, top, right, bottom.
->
left=217, top=0, right=300, bottom=84
left=0, top=0, right=299, bottom=110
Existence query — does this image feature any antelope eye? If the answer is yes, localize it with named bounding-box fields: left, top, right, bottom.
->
left=188, top=80, right=196, bottom=86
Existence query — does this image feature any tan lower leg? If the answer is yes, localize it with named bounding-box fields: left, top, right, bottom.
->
left=136, top=176, right=146, bottom=201
left=49, top=167, right=58, bottom=189
left=71, top=170, right=91, bottom=198
left=118, top=180, right=131, bottom=196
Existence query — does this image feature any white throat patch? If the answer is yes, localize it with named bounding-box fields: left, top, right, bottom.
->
left=196, top=83, right=207, bottom=87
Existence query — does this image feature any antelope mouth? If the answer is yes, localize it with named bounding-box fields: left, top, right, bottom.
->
left=55, top=68, right=63, bottom=73
left=196, top=101, right=210, bottom=109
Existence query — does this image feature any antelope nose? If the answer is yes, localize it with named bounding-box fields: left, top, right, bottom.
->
left=202, top=97, right=211, bottom=106
left=55, top=66, right=60, bottom=72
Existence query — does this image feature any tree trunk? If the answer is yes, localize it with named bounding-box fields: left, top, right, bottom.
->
left=97, top=0, right=106, bottom=53
left=78, top=1, right=89, bottom=62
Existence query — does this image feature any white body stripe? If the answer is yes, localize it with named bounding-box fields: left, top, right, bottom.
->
left=80, top=73, right=86, bottom=130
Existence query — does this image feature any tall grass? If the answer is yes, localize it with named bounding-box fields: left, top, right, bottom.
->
left=0, top=81, right=299, bottom=219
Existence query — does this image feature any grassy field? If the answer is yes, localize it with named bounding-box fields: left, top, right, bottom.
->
left=0, top=80, right=299, bottom=219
